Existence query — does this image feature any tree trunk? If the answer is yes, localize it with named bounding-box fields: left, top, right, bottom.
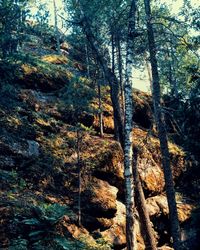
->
left=85, top=42, right=90, bottom=78
left=144, top=53, right=153, bottom=93
left=98, top=79, right=104, bottom=137
left=144, top=0, right=181, bottom=249
left=111, top=32, right=120, bottom=141
left=111, top=32, right=115, bottom=74
left=78, top=10, right=124, bottom=146
left=77, top=129, right=82, bottom=226
left=53, top=0, right=61, bottom=55
left=116, top=34, right=125, bottom=117
left=124, top=0, right=137, bottom=249
left=133, top=150, right=157, bottom=250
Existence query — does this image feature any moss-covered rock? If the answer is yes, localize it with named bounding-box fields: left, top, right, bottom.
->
left=82, top=178, right=118, bottom=218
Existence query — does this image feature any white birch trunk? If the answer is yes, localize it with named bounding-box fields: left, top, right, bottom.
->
left=124, top=1, right=137, bottom=249
left=53, top=0, right=61, bottom=55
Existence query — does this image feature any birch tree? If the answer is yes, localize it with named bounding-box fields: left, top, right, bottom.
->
left=53, top=0, right=61, bottom=54
left=124, top=0, right=137, bottom=248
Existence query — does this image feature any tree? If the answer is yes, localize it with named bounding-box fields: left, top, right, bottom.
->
left=143, top=0, right=181, bottom=249
left=123, top=0, right=137, bottom=248
left=0, top=0, right=22, bottom=57
left=61, top=75, right=95, bottom=226
left=53, top=0, right=61, bottom=54
left=133, top=149, right=157, bottom=250
left=68, top=0, right=124, bottom=146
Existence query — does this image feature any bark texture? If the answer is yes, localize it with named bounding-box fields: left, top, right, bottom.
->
left=133, top=150, right=157, bottom=250
left=144, top=0, right=181, bottom=249
left=124, top=1, right=137, bottom=249
left=53, top=0, right=61, bottom=55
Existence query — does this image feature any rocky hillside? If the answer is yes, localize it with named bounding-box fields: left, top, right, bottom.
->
left=0, top=32, right=199, bottom=250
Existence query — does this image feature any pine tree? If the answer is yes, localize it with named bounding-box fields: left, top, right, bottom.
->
left=144, top=0, right=181, bottom=249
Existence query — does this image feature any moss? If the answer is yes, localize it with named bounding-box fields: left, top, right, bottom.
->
left=41, top=54, right=68, bottom=64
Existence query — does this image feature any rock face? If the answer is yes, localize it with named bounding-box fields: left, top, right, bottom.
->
left=146, top=194, right=194, bottom=223
left=0, top=32, right=197, bottom=250
left=93, top=88, right=153, bottom=134
left=82, top=178, right=118, bottom=218
left=100, top=201, right=145, bottom=250
left=132, top=127, right=186, bottom=195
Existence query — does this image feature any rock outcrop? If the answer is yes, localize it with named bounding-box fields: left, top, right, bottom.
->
left=0, top=30, right=198, bottom=250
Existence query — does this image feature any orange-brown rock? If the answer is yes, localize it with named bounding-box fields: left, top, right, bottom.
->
left=82, top=177, right=118, bottom=218
left=100, top=201, right=145, bottom=249
left=146, top=194, right=195, bottom=223
left=133, top=128, right=186, bottom=195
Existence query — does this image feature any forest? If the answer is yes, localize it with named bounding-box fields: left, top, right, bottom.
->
left=0, top=0, right=199, bottom=249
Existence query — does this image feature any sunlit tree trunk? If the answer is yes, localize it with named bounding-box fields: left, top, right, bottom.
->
left=144, top=0, right=181, bottom=249
left=124, top=0, right=137, bottom=249
left=111, top=31, right=120, bottom=141
left=133, top=150, right=157, bottom=250
left=53, top=0, right=61, bottom=54
left=116, top=34, right=125, bottom=116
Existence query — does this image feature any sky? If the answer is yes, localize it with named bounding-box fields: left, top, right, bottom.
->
left=134, top=0, right=200, bottom=92
left=30, top=0, right=199, bottom=92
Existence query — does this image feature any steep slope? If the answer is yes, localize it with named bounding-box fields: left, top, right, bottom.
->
left=0, top=32, right=198, bottom=250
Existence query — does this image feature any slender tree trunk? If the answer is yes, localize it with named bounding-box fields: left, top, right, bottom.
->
left=111, top=32, right=120, bottom=141
left=77, top=129, right=81, bottom=226
left=144, top=53, right=153, bottom=93
left=133, top=150, right=157, bottom=250
left=124, top=0, right=137, bottom=249
left=111, top=32, right=115, bottom=74
left=78, top=10, right=124, bottom=146
left=144, top=0, right=181, bottom=249
left=117, top=34, right=125, bottom=117
left=85, top=42, right=90, bottom=78
left=53, top=0, right=61, bottom=54
left=97, top=78, right=104, bottom=137
left=169, top=44, right=178, bottom=98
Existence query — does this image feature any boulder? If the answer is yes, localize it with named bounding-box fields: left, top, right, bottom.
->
left=133, top=128, right=186, bottom=195
left=91, top=142, right=124, bottom=192
left=146, top=194, right=195, bottom=223
left=17, top=61, right=72, bottom=92
left=27, top=140, right=40, bottom=157
left=82, top=178, right=118, bottom=218
left=100, top=201, right=145, bottom=250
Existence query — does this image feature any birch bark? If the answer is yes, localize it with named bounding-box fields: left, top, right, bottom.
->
left=124, top=1, right=137, bottom=249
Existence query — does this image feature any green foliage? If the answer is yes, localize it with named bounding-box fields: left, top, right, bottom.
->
left=61, top=75, right=95, bottom=120
left=14, top=203, right=111, bottom=250
left=22, top=203, right=75, bottom=228
left=12, top=203, right=75, bottom=248
left=54, top=236, right=86, bottom=250
left=0, top=169, right=27, bottom=190
left=54, top=235, right=112, bottom=250
left=9, top=237, right=28, bottom=250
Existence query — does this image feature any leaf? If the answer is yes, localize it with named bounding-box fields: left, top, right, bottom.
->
left=29, top=230, right=44, bottom=238
left=54, top=236, right=72, bottom=250
left=22, top=218, right=40, bottom=225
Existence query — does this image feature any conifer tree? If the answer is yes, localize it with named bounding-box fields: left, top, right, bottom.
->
left=144, top=0, right=181, bottom=249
